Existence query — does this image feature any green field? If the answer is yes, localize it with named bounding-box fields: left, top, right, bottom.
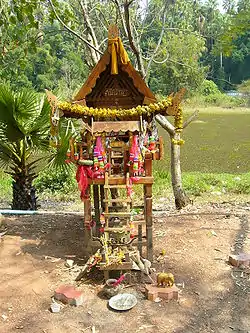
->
left=156, top=107, right=250, bottom=174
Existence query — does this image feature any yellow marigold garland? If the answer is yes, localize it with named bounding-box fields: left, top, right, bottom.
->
left=171, top=138, right=185, bottom=145
left=172, top=107, right=185, bottom=145
left=174, top=107, right=183, bottom=133
left=58, top=97, right=173, bottom=119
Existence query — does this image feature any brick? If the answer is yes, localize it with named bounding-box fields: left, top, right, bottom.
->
left=54, top=285, right=84, bottom=306
left=229, top=253, right=250, bottom=267
left=145, top=284, right=179, bottom=301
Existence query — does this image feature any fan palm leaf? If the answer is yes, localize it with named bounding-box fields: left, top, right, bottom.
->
left=0, top=84, right=51, bottom=210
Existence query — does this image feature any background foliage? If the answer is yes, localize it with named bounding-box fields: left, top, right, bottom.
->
left=1, top=0, right=249, bottom=96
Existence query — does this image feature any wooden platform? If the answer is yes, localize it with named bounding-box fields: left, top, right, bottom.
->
left=99, top=262, right=132, bottom=271
left=89, top=176, right=154, bottom=185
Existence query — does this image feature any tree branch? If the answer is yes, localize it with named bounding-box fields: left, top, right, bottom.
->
left=155, top=115, right=175, bottom=135
left=94, top=11, right=109, bottom=36
left=113, top=0, right=128, bottom=37
left=79, top=0, right=100, bottom=63
left=79, top=1, right=99, bottom=48
left=48, top=0, right=103, bottom=57
left=123, top=0, right=145, bottom=77
left=143, top=54, right=197, bottom=69
left=183, top=110, right=199, bottom=129
left=144, top=4, right=167, bottom=79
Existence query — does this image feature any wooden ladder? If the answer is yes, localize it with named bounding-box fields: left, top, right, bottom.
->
left=103, top=172, right=132, bottom=235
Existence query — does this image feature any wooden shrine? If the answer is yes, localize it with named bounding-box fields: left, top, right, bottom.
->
left=47, top=25, right=184, bottom=277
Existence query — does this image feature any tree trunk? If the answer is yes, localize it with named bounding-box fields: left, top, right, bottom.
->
left=12, top=172, right=37, bottom=210
left=170, top=132, right=191, bottom=210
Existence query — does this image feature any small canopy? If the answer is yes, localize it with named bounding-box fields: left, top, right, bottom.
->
left=50, top=25, right=186, bottom=120
left=73, top=25, right=156, bottom=110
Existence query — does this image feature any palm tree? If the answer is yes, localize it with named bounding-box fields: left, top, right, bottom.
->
left=0, top=84, right=51, bottom=210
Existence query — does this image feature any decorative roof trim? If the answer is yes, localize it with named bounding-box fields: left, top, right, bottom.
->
left=73, top=43, right=156, bottom=104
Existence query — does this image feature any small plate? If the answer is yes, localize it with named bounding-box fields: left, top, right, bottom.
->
left=109, top=293, right=137, bottom=311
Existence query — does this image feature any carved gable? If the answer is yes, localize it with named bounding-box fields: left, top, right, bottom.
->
left=85, top=64, right=144, bottom=109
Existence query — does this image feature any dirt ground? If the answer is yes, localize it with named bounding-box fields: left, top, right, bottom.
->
left=0, top=201, right=250, bottom=333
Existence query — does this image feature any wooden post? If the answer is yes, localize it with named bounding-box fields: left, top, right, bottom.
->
left=100, top=185, right=105, bottom=211
left=144, top=152, right=152, bottom=176
left=93, top=184, right=100, bottom=237
left=84, top=186, right=92, bottom=246
left=138, top=223, right=142, bottom=256
left=144, top=184, right=153, bottom=262
left=144, top=152, right=153, bottom=261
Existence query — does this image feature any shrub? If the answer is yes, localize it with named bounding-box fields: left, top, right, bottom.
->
left=203, top=93, right=243, bottom=107
left=238, top=79, right=250, bottom=94
left=34, top=167, right=77, bottom=194
left=0, top=170, right=12, bottom=202
left=182, top=173, right=211, bottom=196
left=238, top=80, right=250, bottom=106
left=199, top=80, right=221, bottom=96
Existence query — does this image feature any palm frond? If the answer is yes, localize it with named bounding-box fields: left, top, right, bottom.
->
left=47, top=131, right=73, bottom=172
left=14, top=89, right=44, bottom=135
left=31, top=95, right=51, bottom=133
left=28, top=95, right=51, bottom=150
left=0, top=84, right=24, bottom=142
left=0, top=140, right=21, bottom=169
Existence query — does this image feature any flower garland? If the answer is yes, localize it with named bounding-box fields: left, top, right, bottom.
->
left=172, top=107, right=185, bottom=146
left=58, top=97, right=173, bottom=119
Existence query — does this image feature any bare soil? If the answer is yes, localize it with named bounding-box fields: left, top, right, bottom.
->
left=0, top=201, right=250, bottom=333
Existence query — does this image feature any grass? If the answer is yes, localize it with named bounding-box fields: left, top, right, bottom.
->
left=153, top=170, right=250, bottom=197
left=156, top=106, right=250, bottom=174
left=0, top=170, right=12, bottom=203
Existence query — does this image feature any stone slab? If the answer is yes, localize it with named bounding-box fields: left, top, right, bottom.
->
left=145, top=284, right=179, bottom=301
left=54, top=285, right=83, bottom=306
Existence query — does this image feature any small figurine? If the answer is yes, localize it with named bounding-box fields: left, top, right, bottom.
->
left=157, top=272, right=175, bottom=287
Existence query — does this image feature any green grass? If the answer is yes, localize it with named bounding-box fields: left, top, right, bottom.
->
left=0, top=170, right=12, bottom=203
left=156, top=106, right=250, bottom=174
left=152, top=170, right=250, bottom=197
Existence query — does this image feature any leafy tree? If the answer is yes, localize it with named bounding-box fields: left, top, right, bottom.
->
left=2, top=0, right=249, bottom=210
left=148, top=31, right=206, bottom=94
left=0, top=22, right=89, bottom=96
left=0, top=84, right=51, bottom=210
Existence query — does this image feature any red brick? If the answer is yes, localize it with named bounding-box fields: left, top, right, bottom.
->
left=229, top=253, right=250, bottom=267
left=145, top=284, right=179, bottom=301
left=54, top=285, right=83, bottom=306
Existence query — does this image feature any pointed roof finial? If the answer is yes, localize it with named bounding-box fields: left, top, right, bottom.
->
left=108, top=24, right=119, bottom=39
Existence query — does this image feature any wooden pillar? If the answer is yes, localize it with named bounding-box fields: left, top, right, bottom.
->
left=144, top=184, right=153, bottom=262
left=144, top=152, right=152, bottom=177
left=93, top=184, right=100, bottom=237
left=83, top=186, right=92, bottom=246
left=138, top=224, right=143, bottom=256
left=144, top=152, right=153, bottom=261
left=100, top=185, right=105, bottom=211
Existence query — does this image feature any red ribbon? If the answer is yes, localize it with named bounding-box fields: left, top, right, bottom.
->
left=76, top=165, right=93, bottom=200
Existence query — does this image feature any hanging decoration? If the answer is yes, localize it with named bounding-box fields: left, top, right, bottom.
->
left=58, top=97, right=174, bottom=119
left=172, top=107, right=185, bottom=145
left=108, top=37, right=130, bottom=75
left=75, top=165, right=93, bottom=200
left=93, top=136, right=109, bottom=178
left=46, top=89, right=60, bottom=147
left=128, top=135, right=144, bottom=177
